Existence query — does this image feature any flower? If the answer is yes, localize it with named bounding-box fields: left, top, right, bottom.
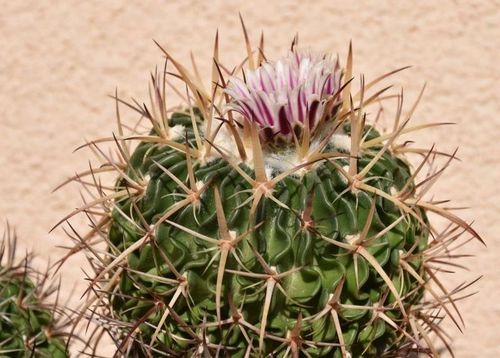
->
left=225, top=50, right=342, bottom=144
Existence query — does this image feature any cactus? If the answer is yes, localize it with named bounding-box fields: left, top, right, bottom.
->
left=0, top=225, right=70, bottom=357
left=60, top=26, right=482, bottom=358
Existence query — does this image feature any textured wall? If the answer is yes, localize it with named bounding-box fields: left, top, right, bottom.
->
left=1, top=0, right=499, bottom=356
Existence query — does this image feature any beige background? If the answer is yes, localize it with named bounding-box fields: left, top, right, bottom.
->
left=1, top=1, right=499, bottom=356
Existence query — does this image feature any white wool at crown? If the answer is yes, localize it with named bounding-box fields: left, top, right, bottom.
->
left=199, top=113, right=352, bottom=178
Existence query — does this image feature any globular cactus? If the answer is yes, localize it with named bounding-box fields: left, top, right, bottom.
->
left=0, top=226, right=70, bottom=357
left=60, top=25, right=482, bottom=358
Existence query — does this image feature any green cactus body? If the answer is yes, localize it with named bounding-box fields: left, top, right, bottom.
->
left=107, top=111, right=428, bottom=357
left=0, top=235, right=68, bottom=358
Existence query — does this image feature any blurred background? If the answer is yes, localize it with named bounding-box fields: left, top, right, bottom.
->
left=0, top=1, right=498, bottom=356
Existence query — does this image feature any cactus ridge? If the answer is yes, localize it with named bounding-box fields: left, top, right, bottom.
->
left=57, top=25, right=483, bottom=358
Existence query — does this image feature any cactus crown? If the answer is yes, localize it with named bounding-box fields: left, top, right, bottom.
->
left=57, top=21, right=482, bottom=358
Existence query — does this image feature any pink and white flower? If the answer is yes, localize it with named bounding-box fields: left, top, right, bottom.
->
left=225, top=50, right=342, bottom=143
